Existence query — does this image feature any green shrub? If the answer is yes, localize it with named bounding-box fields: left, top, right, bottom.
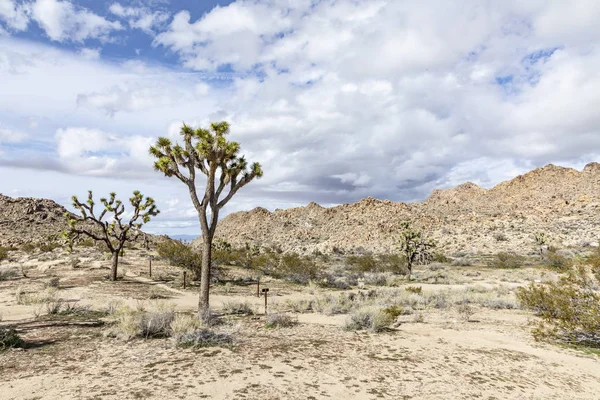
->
left=0, top=246, right=9, bottom=262
left=432, top=252, right=451, bottom=263
left=517, top=265, right=600, bottom=347
left=157, top=239, right=202, bottom=280
left=39, top=242, right=60, bottom=253
left=405, top=286, right=422, bottom=294
left=20, top=243, right=36, bottom=253
left=78, top=238, right=95, bottom=247
left=544, top=251, right=573, bottom=270
left=261, top=252, right=323, bottom=284
left=0, top=266, right=19, bottom=281
left=0, top=326, right=25, bottom=351
left=488, top=252, right=525, bottom=268
left=346, top=254, right=408, bottom=274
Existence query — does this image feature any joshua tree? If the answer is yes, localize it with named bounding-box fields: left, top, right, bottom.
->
left=65, top=191, right=159, bottom=281
left=398, top=221, right=436, bottom=280
left=149, top=121, right=263, bottom=319
left=533, top=232, right=548, bottom=256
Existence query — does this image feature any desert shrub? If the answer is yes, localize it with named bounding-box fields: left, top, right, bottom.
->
left=346, top=254, right=408, bottom=274
left=543, top=251, right=573, bottom=270
left=176, top=329, right=234, bottom=348
left=313, top=294, right=355, bottom=315
left=147, top=287, right=170, bottom=299
left=381, top=304, right=404, bottom=319
left=432, top=252, right=451, bottom=263
left=488, top=252, right=525, bottom=269
left=20, top=243, right=36, bottom=253
left=319, top=273, right=354, bottom=289
left=0, top=266, right=19, bottom=281
left=457, top=303, right=475, bottom=322
left=278, top=298, right=313, bottom=313
left=139, top=307, right=175, bottom=338
left=413, top=311, right=425, bottom=323
left=427, top=262, right=446, bottom=271
left=157, top=239, right=202, bottom=280
left=257, top=252, right=323, bottom=284
left=170, top=313, right=202, bottom=338
left=39, top=242, right=60, bottom=253
left=265, top=313, right=297, bottom=328
left=46, top=277, right=60, bottom=288
left=16, top=287, right=58, bottom=305
left=0, top=326, right=25, bottom=351
left=362, top=272, right=392, bottom=286
left=343, top=307, right=394, bottom=332
left=279, top=253, right=323, bottom=284
left=493, top=233, right=508, bottom=242
left=106, top=302, right=175, bottom=340
left=0, top=246, right=9, bottom=262
left=405, top=286, right=422, bottom=294
left=517, top=265, right=600, bottom=347
left=222, top=300, right=253, bottom=315
left=44, top=298, right=64, bottom=315
left=78, top=238, right=95, bottom=247
left=452, top=257, right=472, bottom=267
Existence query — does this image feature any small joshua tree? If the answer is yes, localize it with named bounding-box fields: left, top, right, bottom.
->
left=533, top=232, right=548, bottom=256
left=65, top=191, right=159, bottom=281
left=397, top=221, right=436, bottom=280
left=149, top=121, right=262, bottom=320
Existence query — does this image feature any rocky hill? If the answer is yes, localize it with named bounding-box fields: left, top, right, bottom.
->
left=0, top=194, right=72, bottom=247
left=202, top=163, right=600, bottom=256
left=0, top=194, right=156, bottom=248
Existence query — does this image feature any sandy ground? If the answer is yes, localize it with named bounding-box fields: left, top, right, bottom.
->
left=1, top=248, right=599, bottom=400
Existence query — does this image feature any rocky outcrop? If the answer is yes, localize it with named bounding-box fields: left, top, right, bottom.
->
left=198, top=162, right=600, bottom=256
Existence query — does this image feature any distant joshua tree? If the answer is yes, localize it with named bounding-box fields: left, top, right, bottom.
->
left=398, top=221, right=436, bottom=280
left=149, top=121, right=262, bottom=320
left=533, top=232, right=548, bottom=256
left=65, top=191, right=159, bottom=281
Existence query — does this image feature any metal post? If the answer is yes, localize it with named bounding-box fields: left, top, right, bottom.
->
left=183, top=271, right=187, bottom=289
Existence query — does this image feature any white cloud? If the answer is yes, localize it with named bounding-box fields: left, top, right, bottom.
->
left=79, top=47, right=101, bottom=60
left=109, top=2, right=169, bottom=35
left=31, top=0, right=122, bottom=42
left=3, top=1, right=600, bottom=235
left=0, top=0, right=30, bottom=31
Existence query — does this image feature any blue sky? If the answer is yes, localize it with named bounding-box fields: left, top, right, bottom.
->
left=1, top=0, right=600, bottom=236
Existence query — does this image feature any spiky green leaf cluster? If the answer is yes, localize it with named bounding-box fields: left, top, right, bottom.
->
left=148, top=121, right=263, bottom=214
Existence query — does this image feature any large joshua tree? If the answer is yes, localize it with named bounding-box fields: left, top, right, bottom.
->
left=65, top=191, right=159, bottom=281
left=149, top=121, right=263, bottom=319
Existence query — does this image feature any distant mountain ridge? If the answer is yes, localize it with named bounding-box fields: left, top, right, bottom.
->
left=195, top=163, right=600, bottom=255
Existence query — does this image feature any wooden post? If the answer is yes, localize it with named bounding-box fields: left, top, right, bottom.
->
left=183, top=271, right=187, bottom=289
left=256, top=278, right=260, bottom=298
left=148, top=256, right=152, bottom=278
left=261, top=288, right=269, bottom=315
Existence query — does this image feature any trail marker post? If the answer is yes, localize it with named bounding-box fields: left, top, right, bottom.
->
left=261, top=288, right=269, bottom=315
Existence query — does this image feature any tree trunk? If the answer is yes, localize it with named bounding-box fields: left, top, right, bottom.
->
left=111, top=251, right=119, bottom=281
left=198, top=235, right=213, bottom=321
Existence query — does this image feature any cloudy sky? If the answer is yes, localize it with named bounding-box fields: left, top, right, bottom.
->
left=1, top=0, right=600, bottom=236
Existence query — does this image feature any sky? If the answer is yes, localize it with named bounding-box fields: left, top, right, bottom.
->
left=1, top=0, right=600, bottom=236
